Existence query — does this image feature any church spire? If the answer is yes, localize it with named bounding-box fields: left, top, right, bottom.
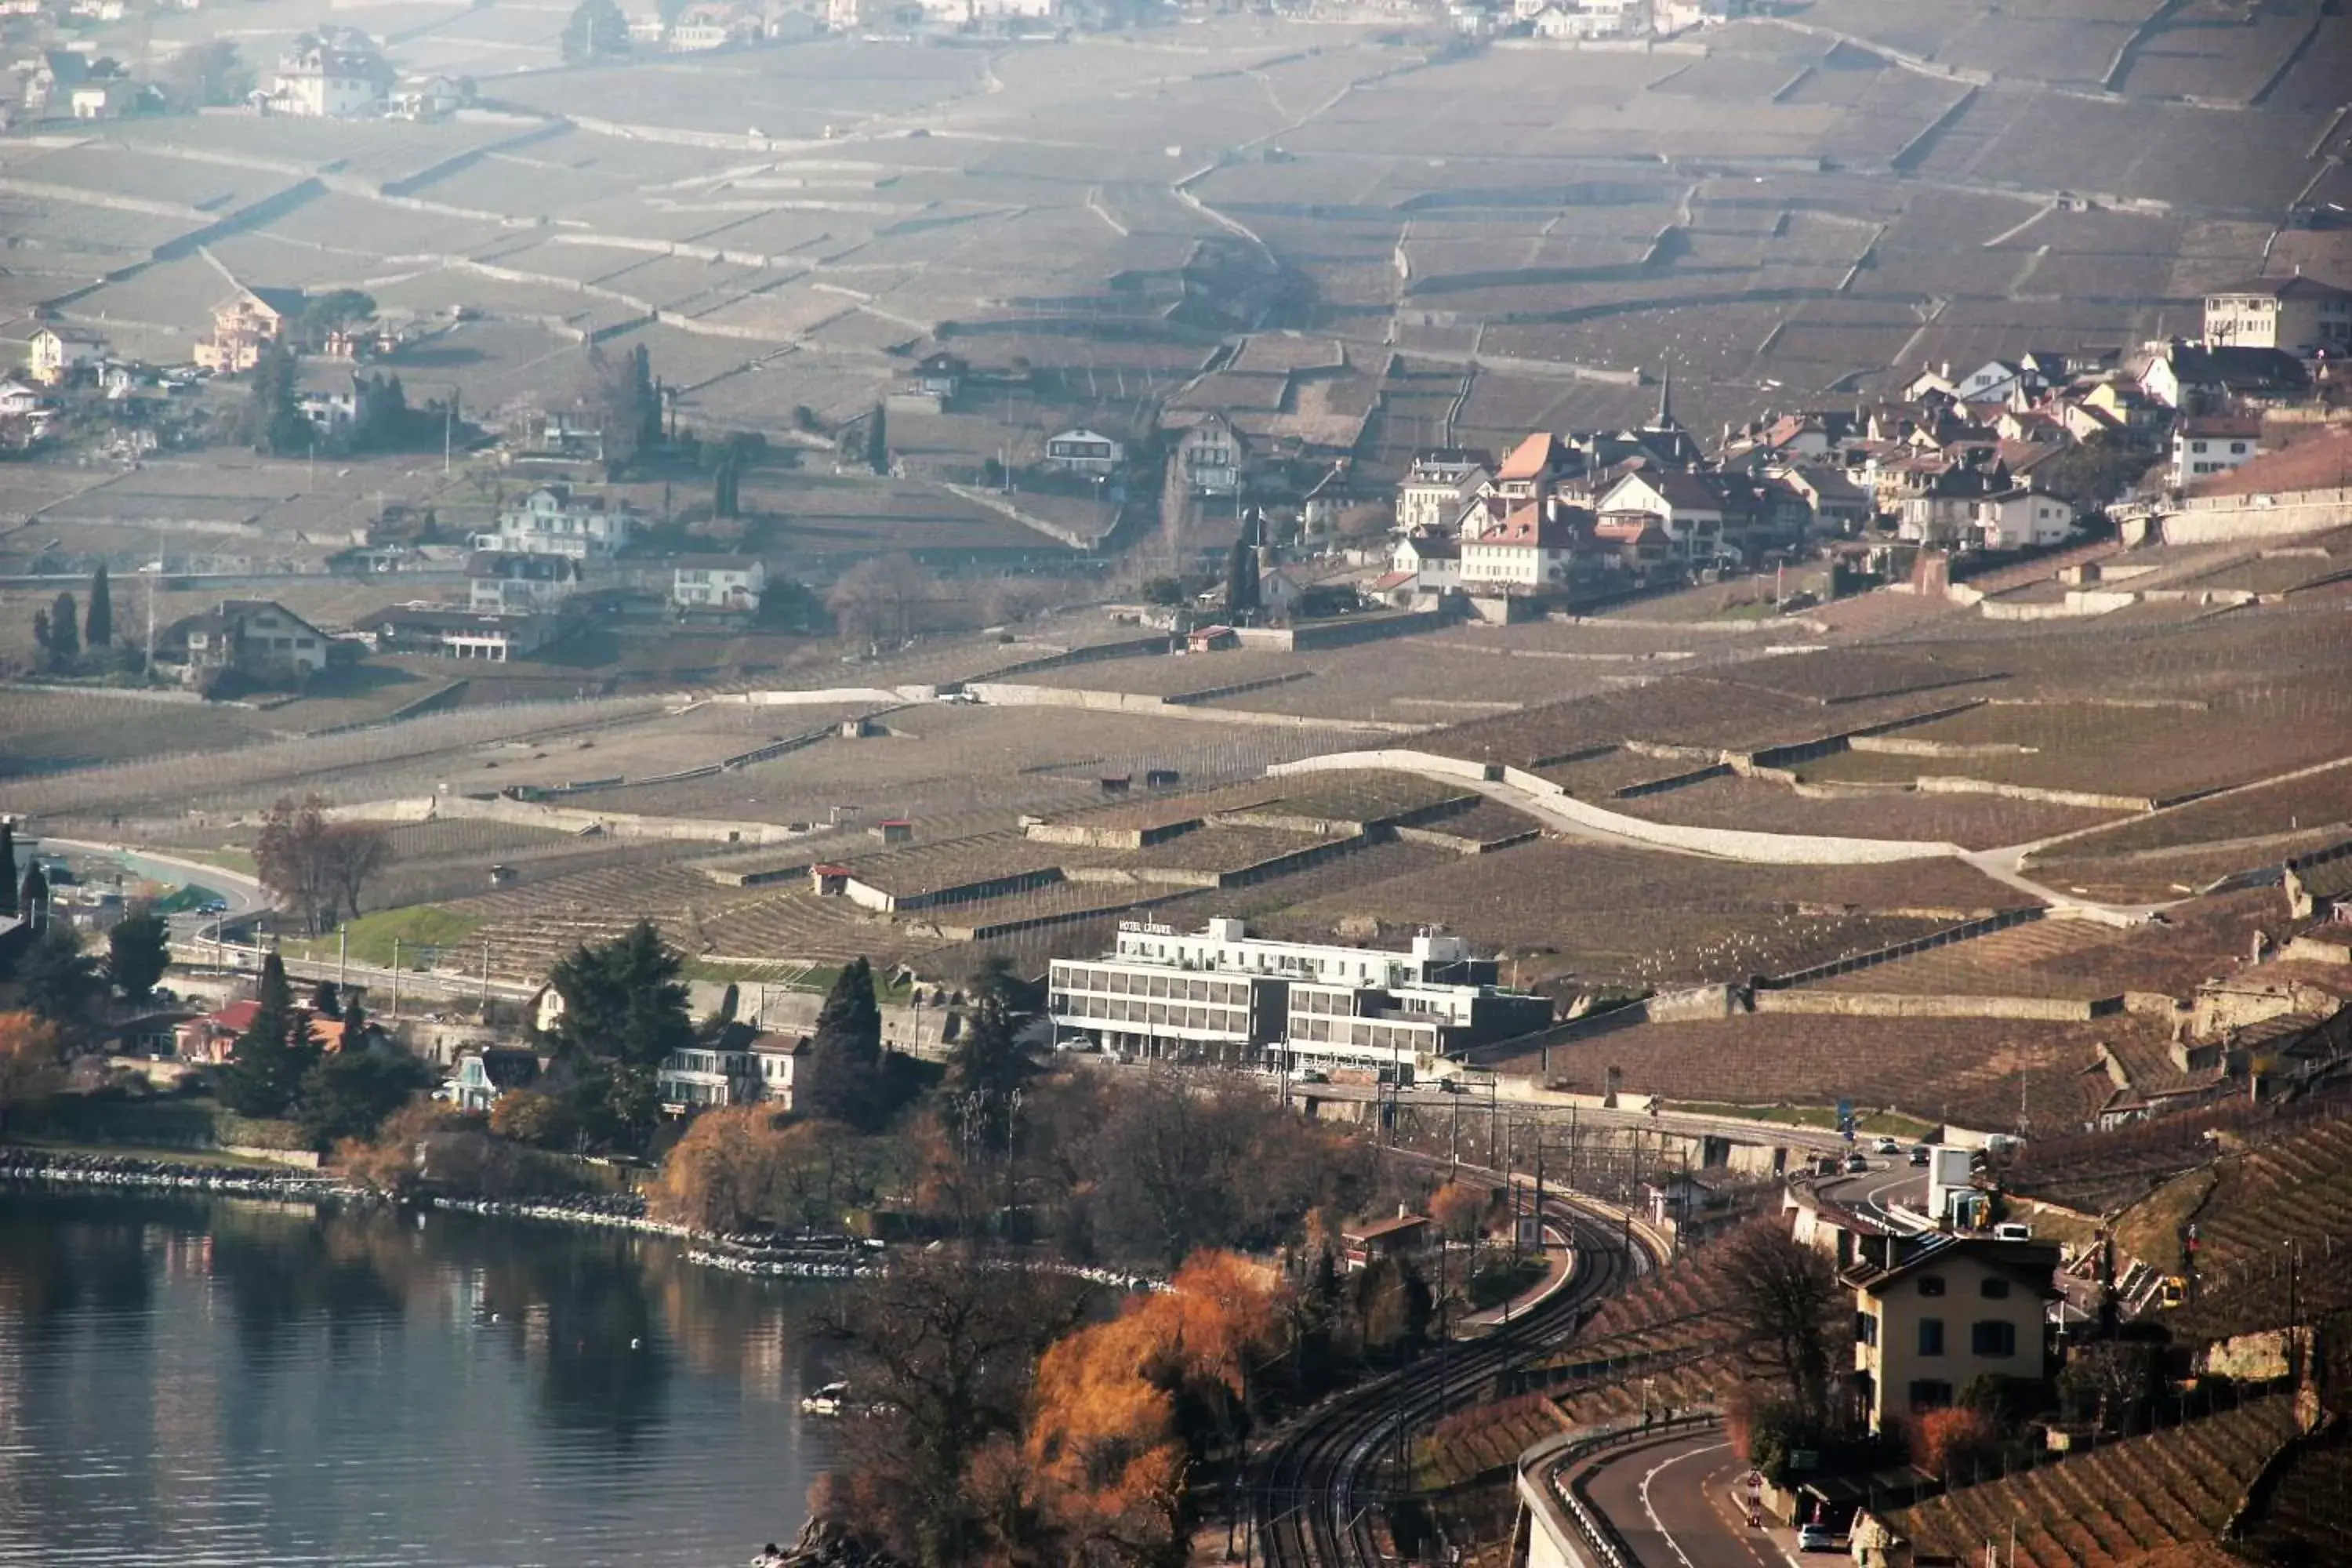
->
left=1653, top=365, right=1678, bottom=430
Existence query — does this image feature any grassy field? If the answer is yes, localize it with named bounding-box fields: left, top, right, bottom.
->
left=285, top=906, right=486, bottom=970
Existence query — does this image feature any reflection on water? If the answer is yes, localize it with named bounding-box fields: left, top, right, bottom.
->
left=0, top=1189, right=838, bottom=1566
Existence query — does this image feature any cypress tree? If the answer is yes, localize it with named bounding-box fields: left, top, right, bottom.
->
left=85, top=563, right=112, bottom=648
left=48, top=593, right=78, bottom=661
left=20, top=862, right=50, bottom=929
left=0, top=822, right=16, bottom=916
left=864, top=403, right=888, bottom=474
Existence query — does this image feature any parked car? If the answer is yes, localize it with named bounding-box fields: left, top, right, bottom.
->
left=1871, top=1136, right=1902, bottom=1154
left=1992, top=1221, right=2034, bottom=1242
left=1436, top=1076, right=1468, bottom=1093
left=1797, top=1523, right=1836, bottom=1552
left=1290, top=1067, right=1328, bottom=1084
left=1842, top=1152, right=1869, bottom=1174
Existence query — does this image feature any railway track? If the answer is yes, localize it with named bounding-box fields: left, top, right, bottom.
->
left=1253, top=1193, right=1664, bottom=1568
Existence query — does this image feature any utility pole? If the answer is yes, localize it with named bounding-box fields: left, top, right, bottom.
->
left=481, top=939, right=491, bottom=1007
left=338, top=928, right=347, bottom=993
left=390, top=938, right=402, bottom=1019
left=1449, top=1086, right=1460, bottom=1174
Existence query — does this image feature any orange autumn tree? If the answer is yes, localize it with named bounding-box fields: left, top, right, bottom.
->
left=1018, top=1250, right=1290, bottom=1566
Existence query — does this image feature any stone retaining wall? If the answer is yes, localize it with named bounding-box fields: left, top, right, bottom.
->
left=1748, top=990, right=2114, bottom=1021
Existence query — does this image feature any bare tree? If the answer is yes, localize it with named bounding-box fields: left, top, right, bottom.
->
left=812, top=1249, right=1092, bottom=1567
left=1721, top=1218, right=1842, bottom=1425
left=826, top=552, right=940, bottom=648
left=256, top=797, right=392, bottom=932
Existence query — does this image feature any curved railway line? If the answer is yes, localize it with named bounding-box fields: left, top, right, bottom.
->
left=1254, top=1192, right=1666, bottom=1568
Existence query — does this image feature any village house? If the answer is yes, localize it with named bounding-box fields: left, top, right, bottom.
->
left=366, top=604, right=561, bottom=662
left=1896, top=464, right=2011, bottom=548
left=27, top=326, right=101, bottom=386
left=912, top=350, right=967, bottom=402
left=467, top=550, right=583, bottom=614
left=670, top=553, right=766, bottom=613
left=437, top=1046, right=542, bottom=1112
left=2203, top=273, right=2352, bottom=356
left=68, top=75, right=134, bottom=118
left=2139, top=343, right=2310, bottom=412
left=1459, top=503, right=1580, bottom=588
left=2170, top=414, right=2264, bottom=488
left=263, top=27, right=392, bottom=117
left=1974, top=488, right=2077, bottom=550
left=0, top=378, right=45, bottom=419
left=1171, top=412, right=1247, bottom=496
left=195, top=285, right=307, bottom=374
left=1488, top=431, right=1577, bottom=506
left=1848, top=1234, right=2061, bottom=1435
left=1044, top=427, right=1123, bottom=476
left=179, top=599, right=332, bottom=683
left=1389, top=530, right=1462, bottom=593
left=19, top=49, right=89, bottom=114
left=1776, top=463, right=1873, bottom=534
left=1396, top=448, right=1494, bottom=532
left=487, top=484, right=637, bottom=559
left=1595, top=468, right=1726, bottom=560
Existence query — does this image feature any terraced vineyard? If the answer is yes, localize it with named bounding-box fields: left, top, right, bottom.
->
left=1500, top=1012, right=2147, bottom=1129
left=2169, top=1114, right=2352, bottom=1338
left=1883, top=1397, right=2300, bottom=1568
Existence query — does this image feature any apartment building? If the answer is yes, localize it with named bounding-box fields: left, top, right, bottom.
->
left=1047, top=917, right=1546, bottom=1076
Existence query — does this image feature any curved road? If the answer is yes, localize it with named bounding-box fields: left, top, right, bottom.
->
left=1576, top=1429, right=1806, bottom=1568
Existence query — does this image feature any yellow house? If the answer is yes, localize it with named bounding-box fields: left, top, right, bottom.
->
left=27, top=327, right=100, bottom=385
left=1847, top=1235, right=2061, bottom=1435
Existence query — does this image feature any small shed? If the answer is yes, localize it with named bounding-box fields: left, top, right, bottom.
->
left=1099, top=775, right=1133, bottom=795
left=487, top=863, right=518, bottom=887
left=1341, top=1209, right=1432, bottom=1271
left=871, top=819, right=914, bottom=845
left=1187, top=624, right=1237, bottom=653
left=811, top=864, right=851, bottom=896
left=1145, top=768, right=1181, bottom=788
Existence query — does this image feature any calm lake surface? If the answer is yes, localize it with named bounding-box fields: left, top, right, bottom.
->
left=0, top=1188, right=837, bottom=1566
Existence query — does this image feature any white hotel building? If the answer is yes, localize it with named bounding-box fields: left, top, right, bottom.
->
left=1047, top=918, right=1550, bottom=1080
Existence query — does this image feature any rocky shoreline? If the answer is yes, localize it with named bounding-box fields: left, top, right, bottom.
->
left=0, top=1151, right=871, bottom=1277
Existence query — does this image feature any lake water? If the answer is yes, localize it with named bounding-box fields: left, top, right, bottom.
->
left=0, top=1188, right=838, bottom=1567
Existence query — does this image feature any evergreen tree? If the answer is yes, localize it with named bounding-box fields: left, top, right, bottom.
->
left=106, top=906, right=171, bottom=1003
left=1223, top=535, right=1260, bottom=622
left=799, top=957, right=885, bottom=1130
left=561, top=0, right=630, bottom=63
left=246, top=339, right=310, bottom=456
left=309, top=979, right=343, bottom=1018
left=341, top=992, right=367, bottom=1043
left=30, top=610, right=49, bottom=659
left=20, top=923, right=103, bottom=1028
left=19, top=862, right=50, bottom=928
left=85, top=563, right=112, bottom=648
left=544, top=920, right=692, bottom=1147
left=631, top=345, right=661, bottom=449
left=47, top=593, right=78, bottom=662
left=864, top=402, right=888, bottom=474
left=0, top=822, right=16, bottom=917
left=220, top=953, right=321, bottom=1120
left=944, top=956, right=1034, bottom=1152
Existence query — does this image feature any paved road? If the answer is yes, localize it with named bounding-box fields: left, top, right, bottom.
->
left=1577, top=1431, right=1820, bottom=1568
left=1816, top=1152, right=1933, bottom=1231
